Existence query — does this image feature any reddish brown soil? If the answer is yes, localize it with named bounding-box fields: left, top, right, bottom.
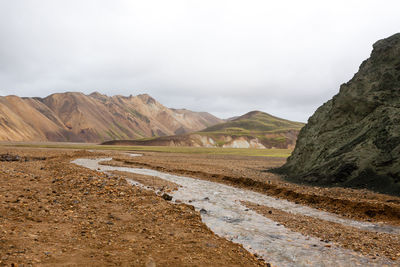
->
left=109, top=152, right=400, bottom=225
left=0, top=148, right=264, bottom=266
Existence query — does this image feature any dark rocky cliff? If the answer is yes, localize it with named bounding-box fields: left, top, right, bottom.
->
left=277, top=33, right=400, bottom=195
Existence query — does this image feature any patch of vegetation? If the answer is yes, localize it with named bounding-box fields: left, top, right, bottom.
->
left=105, top=125, right=128, bottom=140
left=135, top=136, right=158, bottom=141
left=128, top=109, right=150, bottom=123
left=4, top=143, right=292, bottom=158
left=199, top=111, right=304, bottom=137
left=224, top=127, right=250, bottom=134
left=105, top=130, right=117, bottom=140
left=214, top=140, right=228, bottom=147
left=271, top=136, right=287, bottom=143
left=114, top=122, right=131, bottom=138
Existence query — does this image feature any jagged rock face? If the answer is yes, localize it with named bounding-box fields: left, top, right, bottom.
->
left=279, top=33, right=400, bottom=195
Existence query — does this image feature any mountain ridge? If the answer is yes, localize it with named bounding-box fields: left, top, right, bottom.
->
left=0, top=92, right=223, bottom=142
left=103, top=110, right=304, bottom=149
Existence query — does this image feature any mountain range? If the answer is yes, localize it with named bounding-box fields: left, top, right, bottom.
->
left=0, top=92, right=223, bottom=142
left=103, top=111, right=304, bottom=149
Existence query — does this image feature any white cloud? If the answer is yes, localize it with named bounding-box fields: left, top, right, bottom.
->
left=0, top=0, right=399, bottom=121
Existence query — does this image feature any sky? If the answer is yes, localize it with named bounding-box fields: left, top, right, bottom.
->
left=0, top=1, right=399, bottom=122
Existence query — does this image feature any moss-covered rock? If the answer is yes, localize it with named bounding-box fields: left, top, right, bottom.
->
left=277, top=33, right=400, bottom=195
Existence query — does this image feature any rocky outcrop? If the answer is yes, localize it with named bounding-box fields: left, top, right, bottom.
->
left=0, top=92, right=223, bottom=142
left=277, top=33, right=400, bottom=195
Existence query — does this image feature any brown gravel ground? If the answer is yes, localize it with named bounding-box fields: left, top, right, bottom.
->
left=110, top=152, right=400, bottom=225
left=0, top=148, right=265, bottom=266
left=243, top=201, right=400, bottom=261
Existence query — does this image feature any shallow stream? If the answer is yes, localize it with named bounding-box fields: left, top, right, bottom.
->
left=72, top=157, right=399, bottom=266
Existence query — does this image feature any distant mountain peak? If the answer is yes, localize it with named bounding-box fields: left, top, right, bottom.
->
left=233, top=110, right=264, bottom=121
left=137, top=93, right=156, bottom=105
left=89, top=91, right=106, bottom=97
left=202, top=110, right=304, bottom=134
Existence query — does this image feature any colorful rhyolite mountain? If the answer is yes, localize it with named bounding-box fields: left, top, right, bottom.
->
left=103, top=111, right=305, bottom=149
left=0, top=92, right=223, bottom=142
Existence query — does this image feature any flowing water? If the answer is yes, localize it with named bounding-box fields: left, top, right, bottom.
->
left=72, top=157, right=399, bottom=267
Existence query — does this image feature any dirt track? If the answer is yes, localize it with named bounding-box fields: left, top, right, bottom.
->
left=0, top=148, right=264, bottom=266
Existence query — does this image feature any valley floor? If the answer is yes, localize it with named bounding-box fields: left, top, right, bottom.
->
left=0, top=148, right=263, bottom=266
left=1, top=144, right=400, bottom=265
left=104, top=150, right=400, bottom=262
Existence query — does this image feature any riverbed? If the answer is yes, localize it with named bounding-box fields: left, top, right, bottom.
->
left=72, top=157, right=399, bottom=266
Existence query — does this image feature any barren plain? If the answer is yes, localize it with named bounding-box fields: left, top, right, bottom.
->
left=0, top=147, right=264, bottom=266
left=1, top=144, right=400, bottom=266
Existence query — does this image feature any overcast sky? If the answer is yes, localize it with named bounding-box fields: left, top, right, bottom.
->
left=0, top=1, right=399, bottom=122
